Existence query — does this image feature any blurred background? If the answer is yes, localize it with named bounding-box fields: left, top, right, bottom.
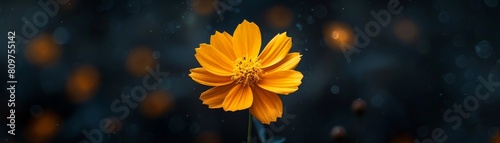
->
left=1, top=0, right=500, bottom=142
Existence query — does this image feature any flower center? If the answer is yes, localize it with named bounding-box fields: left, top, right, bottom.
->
left=232, top=55, right=262, bottom=86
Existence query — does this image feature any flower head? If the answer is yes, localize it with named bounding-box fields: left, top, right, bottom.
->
left=189, top=20, right=303, bottom=124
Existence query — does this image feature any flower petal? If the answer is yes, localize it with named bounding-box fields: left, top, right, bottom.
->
left=200, top=83, right=235, bottom=109
left=263, top=52, right=301, bottom=73
left=233, top=20, right=262, bottom=58
left=250, top=87, right=283, bottom=124
left=258, top=32, right=292, bottom=68
left=195, top=44, right=234, bottom=76
left=258, top=70, right=303, bottom=95
left=222, top=84, right=253, bottom=111
left=189, top=68, right=233, bottom=86
left=210, top=31, right=236, bottom=60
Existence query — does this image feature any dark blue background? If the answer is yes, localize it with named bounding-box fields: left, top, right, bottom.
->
left=1, top=0, right=500, bottom=142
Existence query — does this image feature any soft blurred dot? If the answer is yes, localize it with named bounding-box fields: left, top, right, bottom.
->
left=391, top=134, right=413, bottom=143
left=351, top=98, right=366, bottom=116
left=53, top=26, right=70, bottom=45
left=455, top=55, right=468, bottom=68
left=30, top=105, right=43, bottom=117
left=25, top=34, right=61, bottom=68
left=66, top=65, right=100, bottom=103
left=331, top=30, right=349, bottom=43
left=442, top=73, right=456, bottom=85
left=331, top=31, right=340, bottom=39
left=438, top=11, right=450, bottom=23
left=323, top=21, right=353, bottom=49
left=306, top=15, right=315, bottom=24
left=140, top=91, right=174, bottom=119
left=196, top=131, right=221, bottom=143
left=183, top=12, right=197, bottom=25
left=393, top=18, right=419, bottom=44
left=190, top=0, right=216, bottom=16
left=330, top=85, right=340, bottom=94
left=296, top=23, right=303, bottom=31
left=27, top=111, right=61, bottom=143
left=169, top=115, right=186, bottom=133
left=312, top=5, right=327, bottom=18
left=266, top=5, right=293, bottom=29
left=475, top=40, right=493, bottom=59
left=126, top=47, right=157, bottom=76
left=189, top=123, right=200, bottom=134
left=330, top=126, right=346, bottom=142
left=485, top=0, right=499, bottom=8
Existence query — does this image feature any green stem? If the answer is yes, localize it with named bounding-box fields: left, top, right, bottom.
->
left=247, top=112, right=252, bottom=143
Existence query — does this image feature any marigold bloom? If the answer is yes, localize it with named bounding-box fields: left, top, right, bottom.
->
left=189, top=20, right=303, bottom=124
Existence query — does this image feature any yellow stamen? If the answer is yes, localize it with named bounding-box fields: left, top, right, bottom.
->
left=232, top=55, right=262, bottom=86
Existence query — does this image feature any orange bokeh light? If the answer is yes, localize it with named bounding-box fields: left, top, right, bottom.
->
left=331, top=29, right=349, bottom=42
left=25, top=34, right=61, bottom=68
left=393, top=18, right=419, bottom=44
left=66, top=65, right=100, bottom=103
left=26, top=111, right=61, bottom=143
left=126, top=47, right=157, bottom=77
left=323, top=21, right=354, bottom=50
left=331, top=31, right=340, bottom=40
left=195, top=131, right=221, bottom=143
left=192, top=0, right=216, bottom=16
left=265, top=4, right=293, bottom=29
left=140, top=90, right=174, bottom=119
left=391, top=134, right=413, bottom=143
left=492, top=131, right=500, bottom=143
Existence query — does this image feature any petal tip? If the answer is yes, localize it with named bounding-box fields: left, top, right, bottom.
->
left=188, top=68, right=199, bottom=72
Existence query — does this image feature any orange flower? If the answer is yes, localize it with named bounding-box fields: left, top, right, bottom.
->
left=189, top=20, right=303, bottom=124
